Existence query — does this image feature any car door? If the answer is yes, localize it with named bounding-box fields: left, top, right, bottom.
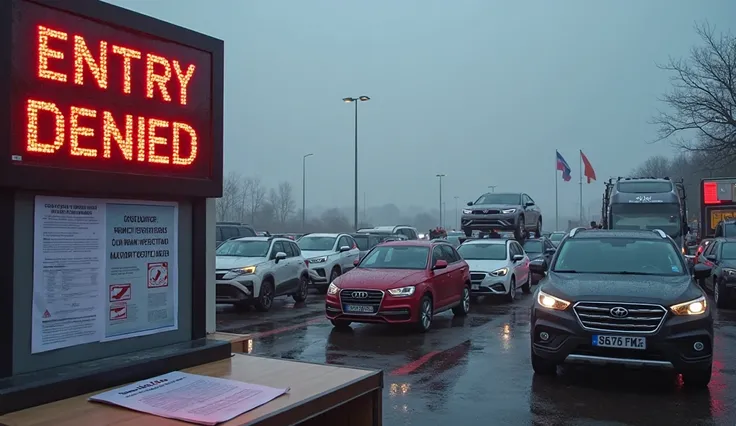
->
left=344, top=235, right=360, bottom=269
left=440, top=245, right=465, bottom=303
left=430, top=246, right=451, bottom=307
left=542, top=239, right=555, bottom=264
left=334, top=236, right=350, bottom=271
left=511, top=241, right=530, bottom=283
left=281, top=242, right=300, bottom=293
left=702, top=241, right=719, bottom=291
left=270, top=241, right=289, bottom=293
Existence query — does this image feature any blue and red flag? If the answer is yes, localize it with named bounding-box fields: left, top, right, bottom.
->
left=556, top=151, right=572, bottom=182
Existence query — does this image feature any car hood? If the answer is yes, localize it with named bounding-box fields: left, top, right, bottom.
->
left=720, top=260, right=736, bottom=269
left=215, top=256, right=267, bottom=270
left=467, top=203, right=520, bottom=210
left=465, top=259, right=509, bottom=272
left=335, top=268, right=427, bottom=290
left=301, top=250, right=335, bottom=259
left=542, top=273, right=701, bottom=304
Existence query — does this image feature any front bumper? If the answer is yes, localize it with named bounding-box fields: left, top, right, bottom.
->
left=216, top=276, right=259, bottom=304
left=325, top=290, right=418, bottom=324
left=461, top=213, right=519, bottom=231
left=469, top=271, right=510, bottom=295
left=531, top=305, right=713, bottom=372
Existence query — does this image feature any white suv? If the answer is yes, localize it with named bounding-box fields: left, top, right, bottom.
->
left=297, top=233, right=360, bottom=293
left=215, top=237, right=310, bottom=311
left=456, top=238, right=531, bottom=302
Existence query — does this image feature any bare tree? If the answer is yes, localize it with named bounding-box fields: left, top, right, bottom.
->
left=247, top=178, right=266, bottom=225
left=216, top=172, right=242, bottom=221
left=238, top=177, right=253, bottom=223
left=652, top=23, right=736, bottom=166
left=270, top=181, right=296, bottom=224
left=631, top=155, right=671, bottom=177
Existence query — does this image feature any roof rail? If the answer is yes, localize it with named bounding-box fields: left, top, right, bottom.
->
left=568, top=227, right=587, bottom=238
left=652, top=229, right=667, bottom=239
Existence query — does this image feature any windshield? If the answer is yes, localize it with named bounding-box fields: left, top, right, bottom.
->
left=298, top=236, right=336, bottom=251
left=523, top=240, right=543, bottom=254
left=617, top=181, right=673, bottom=193
left=359, top=246, right=429, bottom=270
left=352, top=235, right=370, bottom=250
left=549, top=233, right=565, bottom=242
left=457, top=243, right=507, bottom=260
left=216, top=240, right=269, bottom=257
left=721, top=243, right=736, bottom=259
left=610, top=203, right=681, bottom=237
left=474, top=193, right=521, bottom=205
left=552, top=238, right=685, bottom=275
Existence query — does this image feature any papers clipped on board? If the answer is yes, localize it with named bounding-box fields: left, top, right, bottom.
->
left=89, top=372, right=289, bottom=425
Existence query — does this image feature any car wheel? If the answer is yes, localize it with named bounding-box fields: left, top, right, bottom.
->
left=682, top=366, right=712, bottom=388
left=463, top=228, right=472, bottom=237
left=331, top=319, right=352, bottom=330
left=531, top=351, right=558, bottom=375
left=293, top=274, right=309, bottom=302
left=505, top=276, right=516, bottom=302
left=715, top=278, right=728, bottom=308
left=416, top=295, right=433, bottom=332
left=521, top=274, right=531, bottom=294
left=254, top=280, right=275, bottom=312
left=452, top=286, right=470, bottom=316
left=329, top=267, right=341, bottom=284
left=514, top=216, right=525, bottom=241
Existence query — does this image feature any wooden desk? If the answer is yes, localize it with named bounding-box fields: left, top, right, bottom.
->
left=0, top=354, right=383, bottom=426
left=210, top=332, right=252, bottom=353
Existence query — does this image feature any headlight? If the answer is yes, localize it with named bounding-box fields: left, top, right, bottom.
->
left=462, top=209, right=472, bottom=214
left=724, top=268, right=736, bottom=277
left=230, top=266, right=256, bottom=275
left=670, top=296, right=707, bottom=316
left=387, top=286, right=415, bottom=297
left=490, top=267, right=508, bottom=277
left=327, top=282, right=339, bottom=295
left=537, top=290, right=570, bottom=310
left=310, top=256, right=328, bottom=263
left=501, top=208, right=516, bottom=214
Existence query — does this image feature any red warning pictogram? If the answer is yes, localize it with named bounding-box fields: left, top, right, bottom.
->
left=109, top=302, right=127, bottom=321
left=147, top=262, right=169, bottom=288
left=42, top=309, right=50, bottom=318
left=109, top=284, right=132, bottom=302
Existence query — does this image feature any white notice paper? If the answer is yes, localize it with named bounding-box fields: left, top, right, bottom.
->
left=89, top=372, right=289, bottom=425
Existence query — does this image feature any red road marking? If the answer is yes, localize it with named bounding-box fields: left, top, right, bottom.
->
left=241, top=317, right=323, bottom=340
left=389, top=351, right=441, bottom=376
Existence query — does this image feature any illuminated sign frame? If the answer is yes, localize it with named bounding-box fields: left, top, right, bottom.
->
left=0, top=0, right=224, bottom=197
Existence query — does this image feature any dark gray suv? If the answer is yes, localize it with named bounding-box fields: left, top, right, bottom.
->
left=461, top=192, right=542, bottom=240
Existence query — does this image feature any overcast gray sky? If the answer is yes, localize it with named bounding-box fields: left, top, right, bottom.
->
left=108, top=0, right=736, bottom=217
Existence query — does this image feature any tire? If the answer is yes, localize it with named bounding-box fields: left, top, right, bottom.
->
left=331, top=319, right=352, bottom=329
left=505, top=276, right=516, bottom=302
left=293, top=274, right=309, bottom=302
left=514, top=216, right=525, bottom=241
left=682, top=366, right=712, bottom=388
left=452, top=286, right=470, bottom=316
left=329, top=267, right=341, bottom=284
left=534, top=218, right=542, bottom=237
left=521, top=274, right=531, bottom=294
left=254, top=280, right=275, bottom=312
left=416, top=295, right=433, bottom=332
left=531, top=351, right=558, bottom=375
left=463, top=228, right=472, bottom=237
left=715, top=278, right=728, bottom=308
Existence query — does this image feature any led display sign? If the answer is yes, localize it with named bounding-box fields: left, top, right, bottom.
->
left=1, top=0, right=223, bottom=197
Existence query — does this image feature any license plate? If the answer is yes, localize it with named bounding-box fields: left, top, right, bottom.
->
left=343, top=304, right=376, bottom=314
left=471, top=284, right=479, bottom=290
left=592, top=335, right=646, bottom=350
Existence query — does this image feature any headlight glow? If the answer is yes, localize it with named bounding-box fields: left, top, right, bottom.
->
left=490, top=267, right=508, bottom=277
left=501, top=208, right=516, bottom=214
left=670, top=296, right=707, bottom=315
left=387, top=286, right=415, bottom=297
left=230, top=266, right=256, bottom=275
left=327, top=282, right=339, bottom=295
left=537, top=290, right=570, bottom=310
left=310, top=256, right=328, bottom=263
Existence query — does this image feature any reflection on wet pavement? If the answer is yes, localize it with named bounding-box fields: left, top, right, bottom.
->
left=216, top=292, right=736, bottom=425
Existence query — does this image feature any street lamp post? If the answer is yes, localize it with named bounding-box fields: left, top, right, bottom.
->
left=454, top=196, right=459, bottom=230
left=302, top=153, right=313, bottom=232
left=488, top=185, right=497, bottom=193
left=343, top=95, right=370, bottom=231
left=436, top=174, right=446, bottom=227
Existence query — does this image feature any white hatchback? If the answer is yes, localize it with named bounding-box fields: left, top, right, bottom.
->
left=457, top=238, right=531, bottom=302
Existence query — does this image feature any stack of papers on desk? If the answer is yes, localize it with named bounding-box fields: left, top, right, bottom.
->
left=90, top=372, right=289, bottom=425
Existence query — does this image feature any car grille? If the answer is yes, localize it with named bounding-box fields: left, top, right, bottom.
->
left=339, top=289, right=384, bottom=308
left=470, top=273, right=487, bottom=282
left=472, top=209, right=500, bottom=214
left=573, top=302, right=667, bottom=333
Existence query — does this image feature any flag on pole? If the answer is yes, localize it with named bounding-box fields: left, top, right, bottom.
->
left=556, top=151, right=572, bottom=181
left=580, top=150, right=596, bottom=183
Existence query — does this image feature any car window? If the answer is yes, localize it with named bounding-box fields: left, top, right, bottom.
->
left=553, top=238, right=685, bottom=276
left=704, top=241, right=717, bottom=256
left=369, top=236, right=383, bottom=248
left=360, top=246, right=430, bottom=270
left=408, top=229, right=418, bottom=239
left=271, top=241, right=285, bottom=258
left=282, top=241, right=295, bottom=257
left=522, top=240, right=543, bottom=254
left=457, top=243, right=507, bottom=260
left=720, top=242, right=736, bottom=259
left=522, top=194, right=531, bottom=205
left=237, top=226, right=256, bottom=237
left=431, top=247, right=442, bottom=265
left=219, top=226, right=238, bottom=240
left=346, top=236, right=357, bottom=249
left=527, top=195, right=536, bottom=205
left=216, top=240, right=270, bottom=257
left=353, top=235, right=370, bottom=250
left=439, top=245, right=458, bottom=262
left=290, top=242, right=301, bottom=257
left=337, top=236, right=349, bottom=249
left=549, top=233, right=564, bottom=242
left=298, top=236, right=337, bottom=251
left=474, top=193, right=521, bottom=205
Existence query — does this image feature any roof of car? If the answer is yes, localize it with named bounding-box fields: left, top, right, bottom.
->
left=233, top=236, right=271, bottom=242
left=380, top=240, right=442, bottom=247
left=570, top=229, right=664, bottom=240
left=301, top=233, right=341, bottom=238
left=460, top=238, right=508, bottom=245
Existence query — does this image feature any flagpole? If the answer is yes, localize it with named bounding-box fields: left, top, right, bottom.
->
left=555, top=150, right=559, bottom=231
left=579, top=149, right=583, bottom=224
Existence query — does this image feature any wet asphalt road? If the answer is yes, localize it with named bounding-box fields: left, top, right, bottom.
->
left=217, top=291, right=736, bottom=425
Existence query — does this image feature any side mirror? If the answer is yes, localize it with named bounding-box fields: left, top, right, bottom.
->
left=706, top=255, right=717, bottom=262
left=353, top=258, right=360, bottom=266
left=544, top=248, right=556, bottom=255
left=529, top=258, right=548, bottom=275
left=339, top=245, right=351, bottom=252
left=466, top=201, right=473, bottom=206
left=525, top=202, right=535, bottom=207
left=693, top=263, right=712, bottom=280
left=512, top=254, right=524, bottom=262
left=274, top=252, right=287, bottom=262
left=433, top=259, right=448, bottom=270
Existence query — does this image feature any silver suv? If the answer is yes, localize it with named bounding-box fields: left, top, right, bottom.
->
left=297, top=233, right=360, bottom=293
left=461, top=192, right=542, bottom=240
left=215, top=237, right=309, bottom=312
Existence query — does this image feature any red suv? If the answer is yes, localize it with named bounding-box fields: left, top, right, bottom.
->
left=325, top=240, right=471, bottom=332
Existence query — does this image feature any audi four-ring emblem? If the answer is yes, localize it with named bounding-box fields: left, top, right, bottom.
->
left=610, top=307, right=628, bottom=318
left=351, top=291, right=368, bottom=298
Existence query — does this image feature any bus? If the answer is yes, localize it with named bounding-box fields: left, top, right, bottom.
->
left=700, top=178, right=736, bottom=239
left=602, top=177, right=688, bottom=252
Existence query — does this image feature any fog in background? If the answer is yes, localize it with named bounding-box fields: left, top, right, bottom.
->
left=108, top=0, right=736, bottom=228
